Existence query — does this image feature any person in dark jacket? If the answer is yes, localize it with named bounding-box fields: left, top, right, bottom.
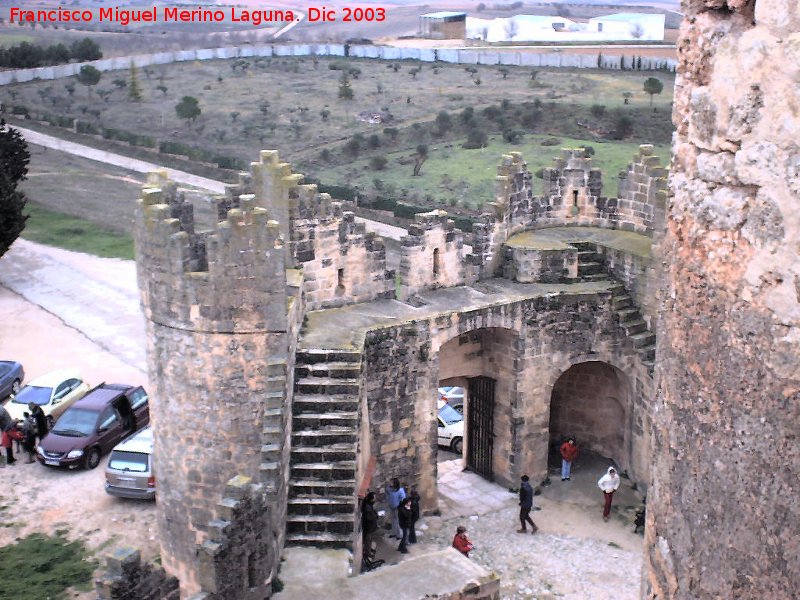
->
left=408, top=489, right=420, bottom=544
left=397, top=496, right=413, bottom=554
left=361, top=492, right=379, bottom=559
left=21, top=412, right=37, bottom=463
left=517, top=474, right=538, bottom=534
left=28, top=402, right=48, bottom=444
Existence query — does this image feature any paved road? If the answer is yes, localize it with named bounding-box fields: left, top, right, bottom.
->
left=16, top=126, right=410, bottom=243
left=0, top=239, right=147, bottom=372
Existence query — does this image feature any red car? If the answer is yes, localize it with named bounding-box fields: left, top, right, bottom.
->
left=37, top=383, right=149, bottom=470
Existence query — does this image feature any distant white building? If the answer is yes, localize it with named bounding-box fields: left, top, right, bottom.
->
left=587, top=13, right=666, bottom=41
left=466, top=12, right=665, bottom=43
left=466, top=15, right=575, bottom=43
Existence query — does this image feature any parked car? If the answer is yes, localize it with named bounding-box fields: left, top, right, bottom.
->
left=438, top=399, right=464, bottom=454
left=5, top=369, right=90, bottom=427
left=105, top=426, right=155, bottom=500
left=439, top=386, right=464, bottom=414
left=0, top=361, right=24, bottom=399
left=37, top=383, right=149, bottom=470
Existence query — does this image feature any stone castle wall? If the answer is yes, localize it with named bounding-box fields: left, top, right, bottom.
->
left=468, top=148, right=668, bottom=280
left=648, top=0, right=800, bottom=597
left=362, top=292, right=654, bottom=512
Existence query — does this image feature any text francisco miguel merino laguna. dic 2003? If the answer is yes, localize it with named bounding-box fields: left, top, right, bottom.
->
left=9, top=5, right=389, bottom=26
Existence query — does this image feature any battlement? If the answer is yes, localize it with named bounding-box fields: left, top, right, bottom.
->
left=399, top=209, right=465, bottom=300
left=135, top=172, right=288, bottom=334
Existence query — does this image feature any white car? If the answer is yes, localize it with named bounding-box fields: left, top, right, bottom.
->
left=4, top=369, right=91, bottom=428
left=438, top=399, right=464, bottom=454
left=439, top=386, right=464, bottom=414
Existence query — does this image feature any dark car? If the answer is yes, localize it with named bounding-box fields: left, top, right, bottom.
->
left=37, top=383, right=149, bottom=470
left=0, top=361, right=24, bottom=399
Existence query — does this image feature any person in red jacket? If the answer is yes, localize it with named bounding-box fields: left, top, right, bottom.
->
left=560, top=437, right=579, bottom=481
left=452, top=525, right=474, bottom=557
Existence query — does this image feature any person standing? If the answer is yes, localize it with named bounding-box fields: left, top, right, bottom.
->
left=452, top=526, right=474, bottom=558
left=21, top=412, right=37, bottom=463
left=0, top=404, right=15, bottom=465
left=560, top=437, right=579, bottom=481
left=385, top=478, right=406, bottom=539
left=361, top=492, right=379, bottom=560
left=29, top=402, right=48, bottom=444
left=397, top=497, right=413, bottom=554
left=408, top=488, right=421, bottom=544
left=517, top=474, right=538, bottom=534
left=598, top=466, right=621, bottom=522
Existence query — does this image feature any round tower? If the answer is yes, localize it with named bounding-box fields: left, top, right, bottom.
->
left=134, top=171, right=288, bottom=593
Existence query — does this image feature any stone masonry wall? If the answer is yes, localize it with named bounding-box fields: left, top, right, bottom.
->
left=362, top=292, right=653, bottom=513
left=96, top=548, right=180, bottom=600
left=648, top=0, right=800, bottom=597
left=399, top=210, right=466, bottom=300
left=469, top=148, right=667, bottom=279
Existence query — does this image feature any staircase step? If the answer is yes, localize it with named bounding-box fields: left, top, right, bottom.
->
left=582, top=273, right=609, bottom=282
left=296, top=362, right=361, bottom=379
left=577, top=261, right=603, bottom=275
left=291, top=461, right=356, bottom=481
left=296, top=378, right=359, bottom=395
left=297, top=349, right=361, bottom=364
left=285, top=532, right=352, bottom=548
left=630, top=332, right=656, bottom=348
left=290, top=479, right=356, bottom=498
left=287, top=514, right=354, bottom=535
left=616, top=308, right=640, bottom=322
left=293, top=395, right=359, bottom=414
left=622, top=320, right=648, bottom=336
left=292, top=445, right=357, bottom=464
left=641, top=344, right=656, bottom=362
left=292, top=429, right=357, bottom=446
left=611, top=295, right=632, bottom=310
left=288, top=497, right=355, bottom=516
left=261, top=443, right=280, bottom=462
left=294, top=412, right=358, bottom=429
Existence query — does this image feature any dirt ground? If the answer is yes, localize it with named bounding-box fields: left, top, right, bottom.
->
left=0, top=285, right=158, bottom=598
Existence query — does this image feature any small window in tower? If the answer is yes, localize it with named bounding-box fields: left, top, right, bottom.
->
left=433, top=248, right=441, bottom=276
left=572, top=190, right=579, bottom=207
left=336, top=268, right=345, bottom=295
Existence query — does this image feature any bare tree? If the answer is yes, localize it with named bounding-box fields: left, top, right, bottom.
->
left=630, top=22, right=645, bottom=39
left=505, top=20, right=519, bottom=41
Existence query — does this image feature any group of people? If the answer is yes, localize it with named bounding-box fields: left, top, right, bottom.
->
left=0, top=402, right=48, bottom=465
left=362, top=438, right=626, bottom=568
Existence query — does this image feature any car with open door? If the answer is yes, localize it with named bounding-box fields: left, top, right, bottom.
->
left=0, top=361, right=24, bottom=399
left=37, top=383, right=149, bottom=470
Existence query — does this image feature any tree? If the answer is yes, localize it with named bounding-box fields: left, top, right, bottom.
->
left=64, top=82, right=76, bottom=97
left=0, top=120, right=30, bottom=258
left=320, top=109, right=330, bottom=121
left=613, top=114, right=633, bottom=139
left=643, top=77, right=664, bottom=107
left=499, top=67, right=510, bottom=80
left=128, top=63, right=142, bottom=101
left=112, top=78, right=127, bottom=90
left=630, top=22, right=645, bottom=40
left=76, top=65, right=101, bottom=97
left=505, top=20, right=519, bottom=41
left=435, top=111, right=452, bottom=136
left=175, top=96, right=201, bottom=124
left=156, top=84, right=168, bottom=97
left=338, top=72, right=354, bottom=100
left=369, top=156, right=388, bottom=171
left=590, top=104, right=606, bottom=118
left=622, top=91, right=634, bottom=105
left=70, top=38, right=102, bottom=61
left=412, top=144, right=428, bottom=177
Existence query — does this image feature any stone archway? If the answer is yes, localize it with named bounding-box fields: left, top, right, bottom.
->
left=437, top=327, right=519, bottom=485
left=548, top=361, right=631, bottom=470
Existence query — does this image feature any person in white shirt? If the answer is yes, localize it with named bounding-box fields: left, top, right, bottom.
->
left=597, top=466, right=621, bottom=522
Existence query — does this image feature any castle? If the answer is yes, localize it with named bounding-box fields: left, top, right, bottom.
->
left=98, top=1, right=799, bottom=597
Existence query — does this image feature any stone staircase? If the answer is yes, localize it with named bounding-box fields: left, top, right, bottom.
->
left=574, top=243, right=656, bottom=371
left=286, top=349, right=361, bottom=548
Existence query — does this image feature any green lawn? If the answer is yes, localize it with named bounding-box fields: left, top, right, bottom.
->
left=316, top=134, right=671, bottom=209
left=0, top=33, right=34, bottom=47
left=22, top=202, right=135, bottom=260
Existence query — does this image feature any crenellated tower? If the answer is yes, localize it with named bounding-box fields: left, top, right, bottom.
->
left=135, top=171, right=289, bottom=594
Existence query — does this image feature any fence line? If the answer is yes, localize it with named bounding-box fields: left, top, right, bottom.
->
left=0, top=44, right=676, bottom=86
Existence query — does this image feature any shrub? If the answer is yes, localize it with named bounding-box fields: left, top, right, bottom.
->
left=540, top=137, right=562, bottom=146
left=369, top=156, right=388, bottom=171
left=590, top=104, right=606, bottom=118
left=613, top=115, right=634, bottom=139
left=462, top=129, right=488, bottom=149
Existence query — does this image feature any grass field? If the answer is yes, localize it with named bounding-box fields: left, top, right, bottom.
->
left=5, top=55, right=675, bottom=221
left=317, top=134, right=671, bottom=208
left=22, top=202, right=135, bottom=259
left=0, top=33, right=35, bottom=47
